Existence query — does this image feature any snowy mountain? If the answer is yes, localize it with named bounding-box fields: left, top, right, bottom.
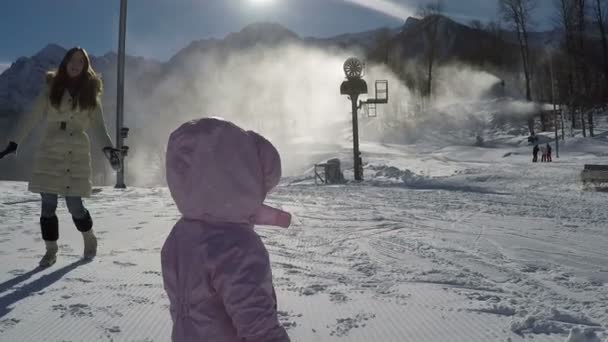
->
left=304, top=27, right=400, bottom=52
left=0, top=18, right=558, bottom=120
left=0, top=44, right=65, bottom=116
left=158, top=22, right=301, bottom=82
left=167, top=23, right=299, bottom=66
left=378, top=15, right=522, bottom=69
left=0, top=45, right=162, bottom=117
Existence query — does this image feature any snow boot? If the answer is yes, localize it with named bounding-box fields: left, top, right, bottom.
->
left=39, top=215, right=59, bottom=267
left=39, top=241, right=58, bottom=267
left=81, top=230, right=97, bottom=260
left=73, top=211, right=97, bottom=260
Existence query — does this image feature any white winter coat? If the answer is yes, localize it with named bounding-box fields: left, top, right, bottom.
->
left=8, top=77, right=113, bottom=197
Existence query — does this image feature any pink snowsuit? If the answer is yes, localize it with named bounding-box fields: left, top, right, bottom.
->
left=161, top=118, right=292, bottom=342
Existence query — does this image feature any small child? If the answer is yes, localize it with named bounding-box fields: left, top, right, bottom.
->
left=161, top=118, right=292, bottom=342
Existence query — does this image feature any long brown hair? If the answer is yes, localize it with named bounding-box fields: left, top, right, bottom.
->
left=47, top=47, right=102, bottom=111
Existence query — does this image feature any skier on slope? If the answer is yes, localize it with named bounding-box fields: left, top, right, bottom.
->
left=0, top=47, right=120, bottom=267
left=162, top=117, right=291, bottom=342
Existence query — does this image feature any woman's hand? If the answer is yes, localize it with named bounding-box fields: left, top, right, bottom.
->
left=102, top=146, right=122, bottom=171
left=0, top=142, right=18, bottom=159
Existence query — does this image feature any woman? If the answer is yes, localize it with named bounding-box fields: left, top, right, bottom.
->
left=0, top=47, right=120, bottom=267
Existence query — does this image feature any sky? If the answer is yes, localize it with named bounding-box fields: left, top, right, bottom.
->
left=0, top=0, right=554, bottom=66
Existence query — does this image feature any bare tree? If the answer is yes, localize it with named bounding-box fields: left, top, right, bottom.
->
left=483, top=20, right=514, bottom=69
left=593, top=0, right=608, bottom=102
left=419, top=0, right=444, bottom=103
left=554, top=0, right=578, bottom=129
left=499, top=0, right=537, bottom=134
left=574, top=0, right=591, bottom=136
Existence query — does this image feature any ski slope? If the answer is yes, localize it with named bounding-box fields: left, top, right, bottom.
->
left=1, top=132, right=607, bottom=342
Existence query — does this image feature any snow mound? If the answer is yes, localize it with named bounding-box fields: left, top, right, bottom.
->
left=370, top=165, right=424, bottom=182
left=366, top=164, right=505, bottom=194
left=511, top=308, right=601, bottom=336
left=566, top=327, right=603, bottom=342
left=511, top=314, right=568, bottom=335
left=471, top=304, right=517, bottom=317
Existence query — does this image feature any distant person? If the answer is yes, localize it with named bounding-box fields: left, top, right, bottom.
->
left=533, top=144, right=539, bottom=163
left=162, top=118, right=292, bottom=342
left=540, top=144, right=547, bottom=162
left=0, top=47, right=120, bottom=267
left=546, top=143, right=552, bottom=162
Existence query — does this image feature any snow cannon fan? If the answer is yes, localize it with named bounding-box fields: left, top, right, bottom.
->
left=340, top=57, right=388, bottom=181
left=343, top=57, right=365, bottom=79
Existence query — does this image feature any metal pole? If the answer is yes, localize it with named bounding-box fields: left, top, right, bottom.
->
left=561, top=102, right=565, bottom=141
left=115, top=0, right=127, bottom=189
left=351, top=95, right=362, bottom=181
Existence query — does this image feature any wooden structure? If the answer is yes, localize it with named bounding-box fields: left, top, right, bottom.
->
left=581, top=164, right=608, bottom=189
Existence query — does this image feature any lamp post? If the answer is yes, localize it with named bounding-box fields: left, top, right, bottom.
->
left=340, top=57, right=388, bottom=181
left=115, top=0, right=128, bottom=188
left=340, top=58, right=367, bottom=181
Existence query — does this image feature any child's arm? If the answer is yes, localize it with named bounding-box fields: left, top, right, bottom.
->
left=212, top=236, right=290, bottom=342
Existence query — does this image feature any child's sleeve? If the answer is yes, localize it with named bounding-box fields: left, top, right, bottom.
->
left=9, top=83, right=49, bottom=145
left=212, top=236, right=290, bottom=342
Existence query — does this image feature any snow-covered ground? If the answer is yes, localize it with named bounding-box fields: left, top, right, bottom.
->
left=1, top=130, right=607, bottom=342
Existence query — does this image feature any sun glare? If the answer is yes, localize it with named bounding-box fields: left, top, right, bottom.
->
left=249, top=0, right=274, bottom=5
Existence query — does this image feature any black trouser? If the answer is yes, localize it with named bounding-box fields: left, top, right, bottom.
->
left=40, top=193, right=92, bottom=241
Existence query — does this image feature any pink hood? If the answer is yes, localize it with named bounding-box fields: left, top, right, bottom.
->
left=165, top=117, right=290, bottom=228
